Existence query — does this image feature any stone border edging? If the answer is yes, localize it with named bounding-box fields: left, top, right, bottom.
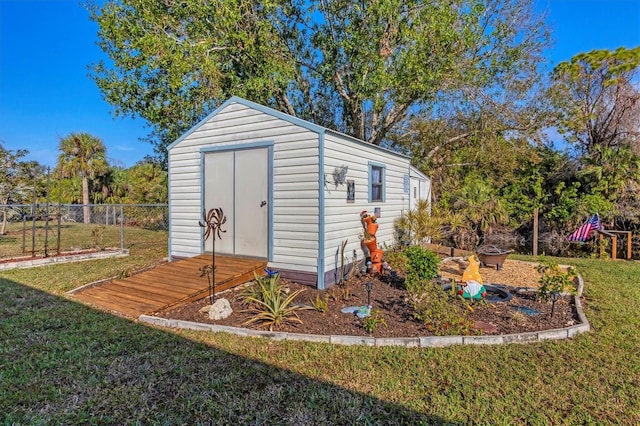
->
left=138, top=273, right=589, bottom=347
left=0, top=249, right=130, bottom=272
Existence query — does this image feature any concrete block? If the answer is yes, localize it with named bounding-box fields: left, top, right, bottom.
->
left=501, top=332, right=539, bottom=344
left=286, top=333, right=331, bottom=343
left=538, top=328, right=568, bottom=341
left=419, top=336, right=463, bottom=347
left=330, top=335, right=376, bottom=346
left=374, top=337, right=420, bottom=347
left=138, top=315, right=168, bottom=327
left=175, top=320, right=213, bottom=331
left=567, top=324, right=590, bottom=338
left=242, top=329, right=288, bottom=340
left=463, top=335, right=504, bottom=345
left=210, top=324, right=252, bottom=337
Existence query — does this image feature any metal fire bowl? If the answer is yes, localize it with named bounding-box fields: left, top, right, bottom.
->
left=476, top=245, right=511, bottom=271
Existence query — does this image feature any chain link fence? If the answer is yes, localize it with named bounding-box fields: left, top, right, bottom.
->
left=0, top=204, right=168, bottom=260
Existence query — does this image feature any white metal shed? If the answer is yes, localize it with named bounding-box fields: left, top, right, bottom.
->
left=409, top=166, right=432, bottom=211
left=167, top=96, right=423, bottom=289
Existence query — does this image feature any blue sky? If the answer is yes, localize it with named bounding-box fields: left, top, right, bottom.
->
left=1, top=0, right=639, bottom=169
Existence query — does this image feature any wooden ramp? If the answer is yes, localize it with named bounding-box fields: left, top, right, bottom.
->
left=71, top=255, right=266, bottom=318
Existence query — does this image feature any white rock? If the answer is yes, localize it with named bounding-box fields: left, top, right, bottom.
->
left=209, top=298, right=233, bottom=320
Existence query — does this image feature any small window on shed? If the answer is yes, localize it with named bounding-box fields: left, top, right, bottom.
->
left=368, top=162, right=386, bottom=202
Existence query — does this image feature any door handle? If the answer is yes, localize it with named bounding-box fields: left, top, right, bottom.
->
left=260, top=200, right=267, bottom=207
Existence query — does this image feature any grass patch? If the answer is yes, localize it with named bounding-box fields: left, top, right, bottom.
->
left=1, top=252, right=640, bottom=423
left=0, top=221, right=163, bottom=259
left=2, top=227, right=167, bottom=294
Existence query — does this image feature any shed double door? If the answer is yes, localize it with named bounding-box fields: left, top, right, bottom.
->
left=203, top=148, right=269, bottom=258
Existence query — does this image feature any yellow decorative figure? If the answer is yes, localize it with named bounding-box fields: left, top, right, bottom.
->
left=462, top=255, right=483, bottom=284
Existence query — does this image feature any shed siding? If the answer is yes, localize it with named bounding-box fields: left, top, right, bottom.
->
left=169, top=102, right=320, bottom=274
left=322, top=133, right=410, bottom=283
left=409, top=167, right=432, bottom=210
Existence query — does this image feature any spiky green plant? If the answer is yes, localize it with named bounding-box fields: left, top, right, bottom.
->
left=242, top=285, right=306, bottom=331
left=239, top=270, right=281, bottom=306
left=394, top=199, right=441, bottom=246
left=241, top=271, right=307, bottom=330
left=309, top=293, right=329, bottom=313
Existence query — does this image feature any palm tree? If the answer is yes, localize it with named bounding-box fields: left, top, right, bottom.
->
left=57, top=133, right=108, bottom=224
left=452, top=179, right=509, bottom=248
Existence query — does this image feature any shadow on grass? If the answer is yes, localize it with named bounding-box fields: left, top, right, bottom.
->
left=0, top=277, right=454, bottom=425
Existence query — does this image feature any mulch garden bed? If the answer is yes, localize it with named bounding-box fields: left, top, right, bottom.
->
left=156, top=258, right=582, bottom=338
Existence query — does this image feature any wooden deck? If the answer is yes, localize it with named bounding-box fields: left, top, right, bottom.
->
left=71, top=255, right=266, bottom=318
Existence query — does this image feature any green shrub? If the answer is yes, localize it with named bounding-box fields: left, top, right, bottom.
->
left=404, top=245, right=440, bottom=295
left=362, top=309, right=387, bottom=334
left=409, top=281, right=474, bottom=336
left=383, top=247, right=408, bottom=272
left=536, top=256, right=577, bottom=301
left=403, top=246, right=470, bottom=335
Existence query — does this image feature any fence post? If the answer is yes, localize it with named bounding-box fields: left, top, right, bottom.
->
left=44, top=167, right=51, bottom=258
left=22, top=215, right=26, bottom=254
left=31, top=175, right=36, bottom=257
left=533, top=207, right=539, bottom=257
left=56, top=204, right=61, bottom=255
left=120, top=205, right=124, bottom=251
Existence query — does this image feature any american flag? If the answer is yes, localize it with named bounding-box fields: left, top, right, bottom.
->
left=567, top=214, right=601, bottom=242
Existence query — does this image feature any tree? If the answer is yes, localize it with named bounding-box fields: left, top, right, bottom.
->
left=552, top=47, right=640, bottom=226
left=56, top=133, right=109, bottom=224
left=90, top=0, right=298, bottom=161
left=446, top=175, right=509, bottom=248
left=90, top=0, right=550, bottom=161
left=0, top=144, right=32, bottom=234
left=552, top=47, right=640, bottom=159
left=107, top=161, right=168, bottom=204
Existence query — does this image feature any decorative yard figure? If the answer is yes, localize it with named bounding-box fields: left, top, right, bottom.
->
left=458, top=280, right=487, bottom=300
left=462, top=255, right=483, bottom=284
left=361, top=211, right=383, bottom=273
left=199, top=208, right=227, bottom=303
left=459, top=255, right=486, bottom=300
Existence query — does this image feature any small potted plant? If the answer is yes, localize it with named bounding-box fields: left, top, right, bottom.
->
left=366, top=214, right=378, bottom=235
left=361, top=210, right=373, bottom=226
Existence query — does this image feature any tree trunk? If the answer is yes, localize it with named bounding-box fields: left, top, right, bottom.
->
left=82, top=174, right=90, bottom=224
left=0, top=205, right=6, bottom=235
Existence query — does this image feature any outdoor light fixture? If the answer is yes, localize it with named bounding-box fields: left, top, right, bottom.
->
left=550, top=291, right=560, bottom=318
left=365, top=281, right=373, bottom=307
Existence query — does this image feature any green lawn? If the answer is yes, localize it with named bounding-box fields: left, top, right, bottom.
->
left=0, top=221, right=164, bottom=260
left=1, top=245, right=639, bottom=424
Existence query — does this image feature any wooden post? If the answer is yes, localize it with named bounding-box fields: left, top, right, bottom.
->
left=627, top=232, right=632, bottom=260
left=599, top=232, right=604, bottom=259
left=532, top=207, right=538, bottom=256
left=612, top=235, right=617, bottom=260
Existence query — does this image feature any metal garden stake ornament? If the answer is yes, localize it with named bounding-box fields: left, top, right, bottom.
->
left=550, top=291, right=560, bottom=318
left=199, top=208, right=227, bottom=303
